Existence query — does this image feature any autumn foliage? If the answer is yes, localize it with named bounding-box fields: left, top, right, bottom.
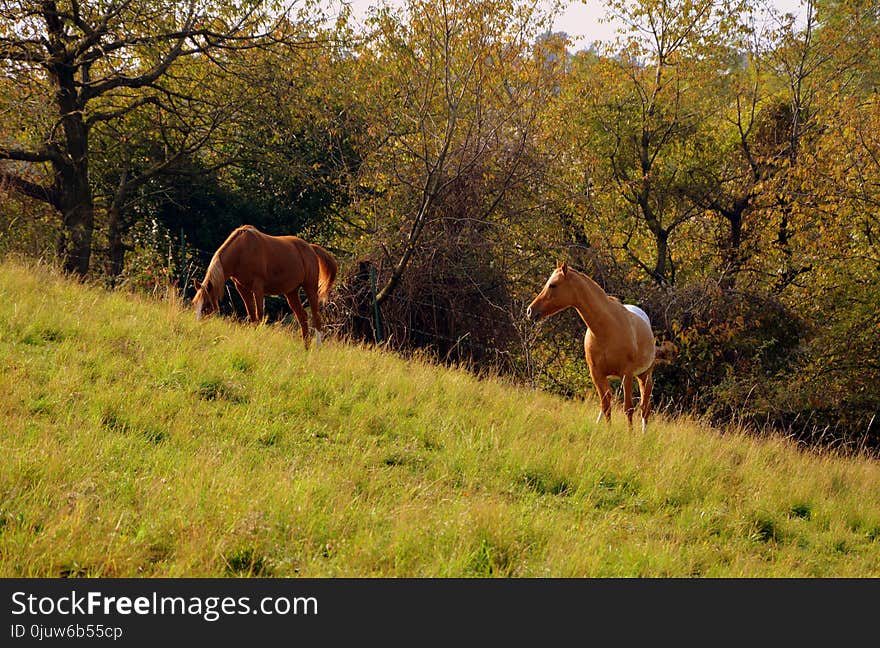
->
left=2, top=0, right=878, bottom=451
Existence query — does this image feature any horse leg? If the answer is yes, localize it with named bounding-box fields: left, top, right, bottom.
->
left=285, top=291, right=311, bottom=349
left=622, top=374, right=635, bottom=429
left=304, top=285, right=323, bottom=348
left=249, top=280, right=265, bottom=324
left=253, top=289, right=265, bottom=324
left=234, top=284, right=258, bottom=323
left=637, top=370, right=654, bottom=432
left=590, top=371, right=613, bottom=425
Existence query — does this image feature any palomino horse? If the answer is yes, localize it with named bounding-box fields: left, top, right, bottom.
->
left=192, top=225, right=338, bottom=348
left=527, top=261, right=657, bottom=431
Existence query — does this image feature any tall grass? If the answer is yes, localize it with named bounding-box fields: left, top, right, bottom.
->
left=1, top=260, right=879, bottom=576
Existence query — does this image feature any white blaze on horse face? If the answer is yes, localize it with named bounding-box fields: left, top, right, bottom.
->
left=195, top=293, right=205, bottom=320
left=545, top=269, right=563, bottom=291
left=534, top=269, right=564, bottom=315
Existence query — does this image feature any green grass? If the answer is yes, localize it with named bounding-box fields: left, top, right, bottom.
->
left=2, top=260, right=880, bottom=577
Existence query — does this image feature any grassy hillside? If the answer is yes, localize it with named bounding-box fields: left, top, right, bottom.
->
left=2, top=260, right=880, bottom=577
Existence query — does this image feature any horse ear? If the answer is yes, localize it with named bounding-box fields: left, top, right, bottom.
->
left=560, top=261, right=568, bottom=275
left=192, top=279, right=202, bottom=291
left=204, top=279, right=212, bottom=293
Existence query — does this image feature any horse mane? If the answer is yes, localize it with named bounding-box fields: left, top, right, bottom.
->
left=567, top=266, right=621, bottom=303
left=202, top=226, right=256, bottom=298
left=202, top=255, right=226, bottom=300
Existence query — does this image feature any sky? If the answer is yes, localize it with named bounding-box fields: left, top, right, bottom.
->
left=338, top=0, right=809, bottom=51
left=550, top=0, right=807, bottom=49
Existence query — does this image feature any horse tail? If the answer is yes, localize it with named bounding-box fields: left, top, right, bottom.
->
left=311, top=244, right=338, bottom=306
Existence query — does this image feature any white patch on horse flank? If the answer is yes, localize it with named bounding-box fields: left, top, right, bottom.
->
left=624, top=304, right=651, bottom=327
left=625, top=304, right=654, bottom=375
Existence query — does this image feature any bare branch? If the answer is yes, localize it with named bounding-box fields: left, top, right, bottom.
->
left=0, top=40, right=45, bottom=62
left=0, top=144, right=62, bottom=164
left=0, top=170, right=57, bottom=206
left=85, top=95, right=162, bottom=127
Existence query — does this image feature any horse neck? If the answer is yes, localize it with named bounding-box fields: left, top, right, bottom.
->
left=567, top=271, right=619, bottom=336
left=213, top=226, right=251, bottom=280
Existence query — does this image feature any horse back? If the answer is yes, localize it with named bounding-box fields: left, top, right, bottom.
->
left=233, top=228, right=315, bottom=294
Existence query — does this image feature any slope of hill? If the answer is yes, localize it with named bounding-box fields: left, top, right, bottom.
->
left=1, top=260, right=879, bottom=577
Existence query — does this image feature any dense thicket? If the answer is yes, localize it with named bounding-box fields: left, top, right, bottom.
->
left=2, top=0, right=878, bottom=451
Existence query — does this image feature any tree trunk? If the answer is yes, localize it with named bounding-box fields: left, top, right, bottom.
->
left=719, top=206, right=744, bottom=291
left=51, top=56, right=94, bottom=278
left=653, top=228, right=669, bottom=283
left=56, top=176, right=94, bottom=277
left=639, top=190, right=670, bottom=284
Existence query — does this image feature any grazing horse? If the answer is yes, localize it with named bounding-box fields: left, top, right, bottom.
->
left=192, top=225, right=338, bottom=348
left=527, top=261, right=657, bottom=431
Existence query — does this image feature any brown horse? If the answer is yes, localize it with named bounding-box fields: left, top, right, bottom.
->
left=527, top=261, right=657, bottom=431
left=192, top=225, right=338, bottom=348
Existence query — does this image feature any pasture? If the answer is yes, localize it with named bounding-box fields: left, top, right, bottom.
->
left=2, top=260, right=880, bottom=577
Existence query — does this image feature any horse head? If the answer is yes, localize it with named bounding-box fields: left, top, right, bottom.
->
left=527, top=260, right=577, bottom=322
left=192, top=278, right=220, bottom=320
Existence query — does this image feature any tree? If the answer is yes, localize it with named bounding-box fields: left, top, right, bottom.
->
left=351, top=0, right=561, bottom=305
left=581, top=0, right=745, bottom=285
left=756, top=0, right=871, bottom=292
left=0, top=0, right=302, bottom=276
